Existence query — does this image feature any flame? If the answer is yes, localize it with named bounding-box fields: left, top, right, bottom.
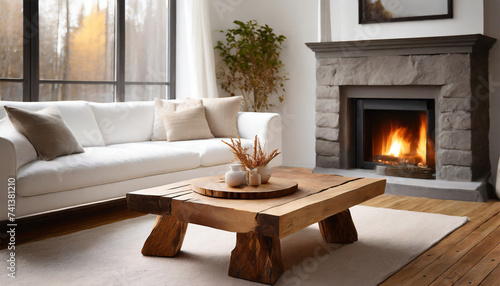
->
left=417, top=115, right=427, bottom=166
left=382, top=127, right=411, bottom=157
left=381, top=114, right=427, bottom=165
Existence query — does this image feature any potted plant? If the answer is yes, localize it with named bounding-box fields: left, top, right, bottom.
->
left=214, top=20, right=288, bottom=112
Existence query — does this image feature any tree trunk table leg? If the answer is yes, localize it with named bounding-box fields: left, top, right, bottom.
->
left=318, top=209, right=358, bottom=244
left=228, top=232, right=284, bottom=285
left=141, top=215, right=188, bottom=257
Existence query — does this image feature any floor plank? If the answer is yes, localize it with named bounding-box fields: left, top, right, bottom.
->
left=430, top=221, right=500, bottom=285
left=479, top=264, right=500, bottom=286
left=455, top=241, right=500, bottom=286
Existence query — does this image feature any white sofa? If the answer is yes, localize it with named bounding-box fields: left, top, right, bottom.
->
left=0, top=100, right=282, bottom=221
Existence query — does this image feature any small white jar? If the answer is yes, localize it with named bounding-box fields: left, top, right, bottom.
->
left=248, top=168, right=261, bottom=186
left=225, top=164, right=246, bottom=187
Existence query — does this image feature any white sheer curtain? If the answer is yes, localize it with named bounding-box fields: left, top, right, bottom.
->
left=176, top=0, right=219, bottom=99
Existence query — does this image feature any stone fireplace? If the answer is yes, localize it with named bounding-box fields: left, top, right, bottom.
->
left=307, top=34, right=496, bottom=201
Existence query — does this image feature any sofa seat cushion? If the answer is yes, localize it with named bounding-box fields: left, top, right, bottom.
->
left=148, top=138, right=253, bottom=167
left=17, top=144, right=200, bottom=197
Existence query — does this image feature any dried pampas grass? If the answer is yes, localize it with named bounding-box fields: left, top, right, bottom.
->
left=222, top=136, right=280, bottom=170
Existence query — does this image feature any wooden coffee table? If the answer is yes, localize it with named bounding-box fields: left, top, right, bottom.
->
left=127, top=167, right=386, bottom=285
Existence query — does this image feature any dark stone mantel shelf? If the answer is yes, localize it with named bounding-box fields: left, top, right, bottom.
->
left=306, top=34, right=496, bottom=58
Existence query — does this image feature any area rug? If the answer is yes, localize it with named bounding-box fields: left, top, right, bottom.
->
left=1, top=206, right=468, bottom=285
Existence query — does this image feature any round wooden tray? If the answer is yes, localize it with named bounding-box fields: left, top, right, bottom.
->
left=191, top=175, right=298, bottom=199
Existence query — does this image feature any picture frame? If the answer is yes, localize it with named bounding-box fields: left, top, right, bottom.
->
left=359, top=0, right=453, bottom=24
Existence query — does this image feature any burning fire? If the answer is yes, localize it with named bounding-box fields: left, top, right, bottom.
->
left=381, top=114, right=427, bottom=166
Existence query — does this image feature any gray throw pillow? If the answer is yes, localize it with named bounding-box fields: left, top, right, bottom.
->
left=4, top=105, right=84, bottom=161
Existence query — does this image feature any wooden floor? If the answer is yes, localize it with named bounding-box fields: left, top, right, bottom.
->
left=1, top=195, right=499, bottom=285
left=360, top=195, right=500, bottom=286
left=0, top=199, right=144, bottom=249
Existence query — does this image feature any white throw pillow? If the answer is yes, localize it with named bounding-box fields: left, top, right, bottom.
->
left=163, top=106, right=214, bottom=142
left=201, top=96, right=243, bottom=138
left=151, top=98, right=203, bottom=141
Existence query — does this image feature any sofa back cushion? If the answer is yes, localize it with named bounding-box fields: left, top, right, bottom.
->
left=90, top=101, right=154, bottom=145
left=0, top=101, right=105, bottom=147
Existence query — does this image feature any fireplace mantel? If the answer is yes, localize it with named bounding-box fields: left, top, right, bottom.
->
left=307, top=33, right=496, bottom=201
left=306, top=34, right=496, bottom=58
left=307, top=34, right=498, bottom=201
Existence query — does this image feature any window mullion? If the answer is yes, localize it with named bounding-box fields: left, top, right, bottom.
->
left=24, top=0, right=39, bottom=102
left=116, top=0, right=125, bottom=102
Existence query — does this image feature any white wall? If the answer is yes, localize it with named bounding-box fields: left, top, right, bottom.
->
left=331, top=0, right=483, bottom=41
left=208, top=0, right=318, bottom=168
left=484, top=0, right=500, bottom=192
left=205, top=0, right=500, bottom=189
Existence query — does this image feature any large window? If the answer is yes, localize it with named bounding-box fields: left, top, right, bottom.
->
left=0, top=0, right=175, bottom=102
left=0, top=0, right=24, bottom=101
left=125, top=0, right=169, bottom=101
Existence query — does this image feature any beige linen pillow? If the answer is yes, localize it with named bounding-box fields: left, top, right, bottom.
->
left=163, top=106, right=214, bottom=142
left=151, top=98, right=203, bottom=141
left=4, top=106, right=84, bottom=161
left=201, top=96, right=243, bottom=138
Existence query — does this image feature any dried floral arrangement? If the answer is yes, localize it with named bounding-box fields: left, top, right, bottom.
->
left=222, top=136, right=280, bottom=170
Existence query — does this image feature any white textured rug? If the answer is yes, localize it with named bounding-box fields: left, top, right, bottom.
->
left=1, top=206, right=468, bottom=286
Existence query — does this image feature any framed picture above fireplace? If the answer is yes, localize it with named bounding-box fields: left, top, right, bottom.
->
left=359, top=0, right=453, bottom=24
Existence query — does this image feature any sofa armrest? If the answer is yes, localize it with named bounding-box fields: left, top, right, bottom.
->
left=0, top=136, right=17, bottom=221
left=237, top=112, right=282, bottom=167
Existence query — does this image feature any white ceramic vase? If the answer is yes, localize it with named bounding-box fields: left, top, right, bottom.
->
left=258, top=166, right=272, bottom=184
left=225, top=164, right=246, bottom=187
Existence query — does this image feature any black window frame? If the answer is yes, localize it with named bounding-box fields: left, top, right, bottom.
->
left=0, top=0, right=176, bottom=102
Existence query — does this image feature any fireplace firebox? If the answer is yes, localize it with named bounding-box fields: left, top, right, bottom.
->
left=356, top=99, right=435, bottom=178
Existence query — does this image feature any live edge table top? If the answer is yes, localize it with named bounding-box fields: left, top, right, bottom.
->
left=127, top=167, right=386, bottom=239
